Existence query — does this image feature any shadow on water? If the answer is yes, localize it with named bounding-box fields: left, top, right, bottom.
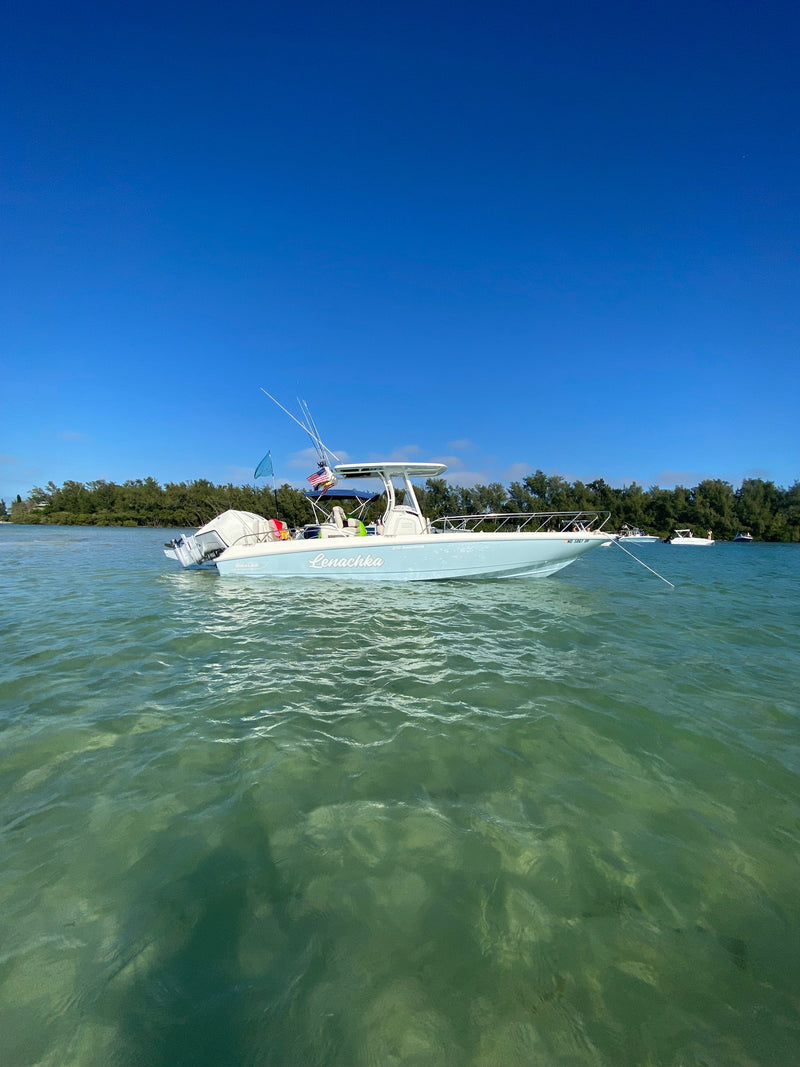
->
left=109, top=843, right=249, bottom=1067
left=102, top=795, right=354, bottom=1067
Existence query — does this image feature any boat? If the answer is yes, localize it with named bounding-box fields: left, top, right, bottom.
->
left=165, top=461, right=613, bottom=581
left=732, top=531, right=754, bottom=543
left=164, top=391, right=616, bottom=581
left=667, top=528, right=715, bottom=546
left=617, top=524, right=660, bottom=544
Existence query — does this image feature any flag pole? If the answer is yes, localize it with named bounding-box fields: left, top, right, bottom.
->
left=255, top=450, right=280, bottom=520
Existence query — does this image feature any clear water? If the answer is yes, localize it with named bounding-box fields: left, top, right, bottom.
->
left=2, top=526, right=799, bottom=1066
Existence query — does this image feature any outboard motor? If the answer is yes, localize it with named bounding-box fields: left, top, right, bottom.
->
left=164, top=510, right=277, bottom=568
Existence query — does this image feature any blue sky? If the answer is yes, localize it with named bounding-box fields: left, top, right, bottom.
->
left=2, top=0, right=798, bottom=506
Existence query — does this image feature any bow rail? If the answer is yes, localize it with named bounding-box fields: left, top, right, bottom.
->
left=431, top=510, right=611, bottom=534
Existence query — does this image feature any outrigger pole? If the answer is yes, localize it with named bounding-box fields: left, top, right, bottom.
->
left=259, top=387, right=341, bottom=464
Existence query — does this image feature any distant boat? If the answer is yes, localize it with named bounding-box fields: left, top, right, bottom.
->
left=617, top=524, right=660, bottom=544
left=667, top=528, right=715, bottom=546
left=732, top=531, right=754, bottom=543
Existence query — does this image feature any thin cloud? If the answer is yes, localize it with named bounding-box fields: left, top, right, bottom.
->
left=225, top=465, right=257, bottom=483
left=288, top=446, right=326, bottom=469
left=444, top=470, right=492, bottom=488
left=503, top=462, right=534, bottom=482
left=431, top=454, right=465, bottom=472
left=288, top=446, right=351, bottom=469
left=383, top=445, right=421, bottom=462
left=654, top=469, right=713, bottom=488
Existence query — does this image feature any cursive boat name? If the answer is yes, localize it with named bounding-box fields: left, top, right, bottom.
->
left=308, top=552, right=385, bottom=570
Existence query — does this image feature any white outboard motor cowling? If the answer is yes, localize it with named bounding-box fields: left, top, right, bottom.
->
left=164, top=510, right=276, bottom=568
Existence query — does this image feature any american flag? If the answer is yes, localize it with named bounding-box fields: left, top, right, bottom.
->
left=307, top=466, right=336, bottom=490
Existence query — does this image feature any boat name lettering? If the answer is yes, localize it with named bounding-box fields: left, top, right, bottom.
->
left=308, top=552, right=385, bottom=570
left=565, top=538, right=589, bottom=544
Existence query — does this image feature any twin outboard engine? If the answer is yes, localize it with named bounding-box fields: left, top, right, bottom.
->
left=164, top=510, right=278, bottom=568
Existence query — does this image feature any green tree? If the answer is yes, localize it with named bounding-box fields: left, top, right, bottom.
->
left=274, top=484, right=314, bottom=527
left=523, top=470, right=549, bottom=505
left=87, top=480, right=119, bottom=513
left=693, top=479, right=736, bottom=539
left=642, top=487, right=677, bottom=535
left=10, top=494, right=34, bottom=522
left=505, top=480, right=535, bottom=512
left=544, top=474, right=573, bottom=511
left=418, top=478, right=459, bottom=518
left=736, top=478, right=778, bottom=540
left=8, top=470, right=799, bottom=538
left=780, top=481, right=800, bottom=542
left=620, top=483, right=647, bottom=529
left=471, top=482, right=508, bottom=513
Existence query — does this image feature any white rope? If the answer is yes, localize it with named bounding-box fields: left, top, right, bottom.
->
left=611, top=537, right=675, bottom=588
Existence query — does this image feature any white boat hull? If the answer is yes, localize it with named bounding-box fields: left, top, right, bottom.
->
left=214, top=530, right=608, bottom=581
left=668, top=537, right=714, bottom=546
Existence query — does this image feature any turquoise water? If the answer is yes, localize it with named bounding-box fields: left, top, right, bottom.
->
left=2, top=526, right=799, bottom=1067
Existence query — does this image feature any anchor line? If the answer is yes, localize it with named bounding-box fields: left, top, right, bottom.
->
left=611, top=538, right=675, bottom=588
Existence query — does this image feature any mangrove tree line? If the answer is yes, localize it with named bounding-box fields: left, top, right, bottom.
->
left=5, top=473, right=799, bottom=541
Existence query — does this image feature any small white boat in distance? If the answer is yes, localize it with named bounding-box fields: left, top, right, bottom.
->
left=732, top=531, right=754, bottom=543
left=165, top=461, right=612, bottom=582
left=618, top=525, right=660, bottom=544
left=667, top=528, right=715, bottom=546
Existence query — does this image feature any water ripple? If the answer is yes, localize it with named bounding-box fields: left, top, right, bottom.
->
left=1, top=529, right=799, bottom=1065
